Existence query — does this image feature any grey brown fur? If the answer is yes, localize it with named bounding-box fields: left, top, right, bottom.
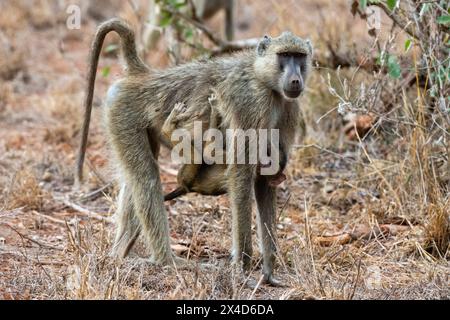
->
left=76, top=18, right=312, bottom=284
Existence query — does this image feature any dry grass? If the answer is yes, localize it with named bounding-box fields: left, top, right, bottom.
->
left=4, top=170, right=47, bottom=212
left=424, top=205, right=450, bottom=259
left=0, top=0, right=448, bottom=300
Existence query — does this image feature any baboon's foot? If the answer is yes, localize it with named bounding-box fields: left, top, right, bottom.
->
left=263, top=274, right=286, bottom=287
left=242, top=274, right=286, bottom=289
left=171, top=256, right=196, bottom=270
left=136, top=255, right=195, bottom=270
left=243, top=276, right=259, bottom=290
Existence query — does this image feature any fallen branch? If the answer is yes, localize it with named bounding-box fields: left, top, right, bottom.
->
left=2, top=223, right=64, bottom=251
left=78, top=183, right=113, bottom=202
left=314, top=224, right=411, bottom=247
left=162, top=5, right=259, bottom=54
left=163, top=6, right=225, bottom=47
left=53, top=195, right=113, bottom=223
left=32, top=210, right=66, bottom=226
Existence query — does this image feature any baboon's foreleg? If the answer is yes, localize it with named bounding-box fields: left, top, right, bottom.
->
left=229, top=164, right=254, bottom=270
left=254, top=175, right=283, bottom=287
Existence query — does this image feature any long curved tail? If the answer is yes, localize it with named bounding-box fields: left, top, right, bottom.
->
left=76, top=19, right=149, bottom=184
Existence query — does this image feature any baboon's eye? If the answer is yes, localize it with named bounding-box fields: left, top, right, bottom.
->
left=292, top=52, right=307, bottom=58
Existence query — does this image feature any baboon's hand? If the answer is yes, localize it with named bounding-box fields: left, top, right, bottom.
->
left=268, top=172, right=286, bottom=187
left=208, top=93, right=218, bottom=107
left=174, top=102, right=188, bottom=113
left=258, top=162, right=287, bottom=187
left=173, top=102, right=198, bottom=124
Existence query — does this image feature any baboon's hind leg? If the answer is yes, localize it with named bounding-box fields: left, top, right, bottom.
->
left=109, top=115, right=173, bottom=263
left=112, top=128, right=161, bottom=258
left=112, top=184, right=141, bottom=259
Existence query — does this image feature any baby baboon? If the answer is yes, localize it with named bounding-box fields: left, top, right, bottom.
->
left=76, top=18, right=312, bottom=285
left=161, top=98, right=228, bottom=200
left=161, top=98, right=287, bottom=201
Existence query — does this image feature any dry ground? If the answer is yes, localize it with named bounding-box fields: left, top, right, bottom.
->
left=0, top=0, right=448, bottom=300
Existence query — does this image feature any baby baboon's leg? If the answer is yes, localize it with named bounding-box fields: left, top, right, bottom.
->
left=161, top=102, right=187, bottom=140
left=164, top=187, right=187, bottom=201
left=163, top=102, right=202, bottom=200
left=147, top=128, right=161, bottom=160
left=254, top=175, right=282, bottom=286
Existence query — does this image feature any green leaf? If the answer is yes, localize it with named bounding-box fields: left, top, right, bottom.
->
left=174, top=1, right=187, bottom=9
left=387, top=0, right=397, bottom=11
left=404, top=39, right=412, bottom=53
left=437, top=15, right=450, bottom=25
left=184, top=27, right=194, bottom=41
left=360, top=0, right=367, bottom=10
left=102, top=66, right=111, bottom=78
left=387, top=55, right=401, bottom=79
left=420, top=3, right=430, bottom=17
left=159, top=10, right=173, bottom=27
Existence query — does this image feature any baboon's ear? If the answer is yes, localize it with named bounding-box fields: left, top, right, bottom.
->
left=257, top=35, right=272, bottom=56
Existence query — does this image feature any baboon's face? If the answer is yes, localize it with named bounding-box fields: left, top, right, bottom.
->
left=277, top=52, right=307, bottom=99
left=254, top=32, right=312, bottom=101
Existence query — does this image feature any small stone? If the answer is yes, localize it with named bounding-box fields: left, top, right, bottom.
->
left=43, top=171, right=53, bottom=182
left=323, top=184, right=335, bottom=194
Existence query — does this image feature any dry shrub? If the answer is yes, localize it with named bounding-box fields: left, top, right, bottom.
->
left=0, top=47, right=26, bottom=81
left=0, top=2, right=28, bottom=32
left=290, top=141, right=320, bottom=173
left=0, top=51, right=25, bottom=81
left=28, top=0, right=57, bottom=30
left=0, top=83, right=13, bottom=115
left=423, top=203, right=450, bottom=258
left=43, top=126, right=73, bottom=145
left=46, top=94, right=82, bottom=124
left=6, top=170, right=47, bottom=211
left=41, top=93, right=83, bottom=145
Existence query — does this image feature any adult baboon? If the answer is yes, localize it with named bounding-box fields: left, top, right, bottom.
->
left=76, top=18, right=312, bottom=285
